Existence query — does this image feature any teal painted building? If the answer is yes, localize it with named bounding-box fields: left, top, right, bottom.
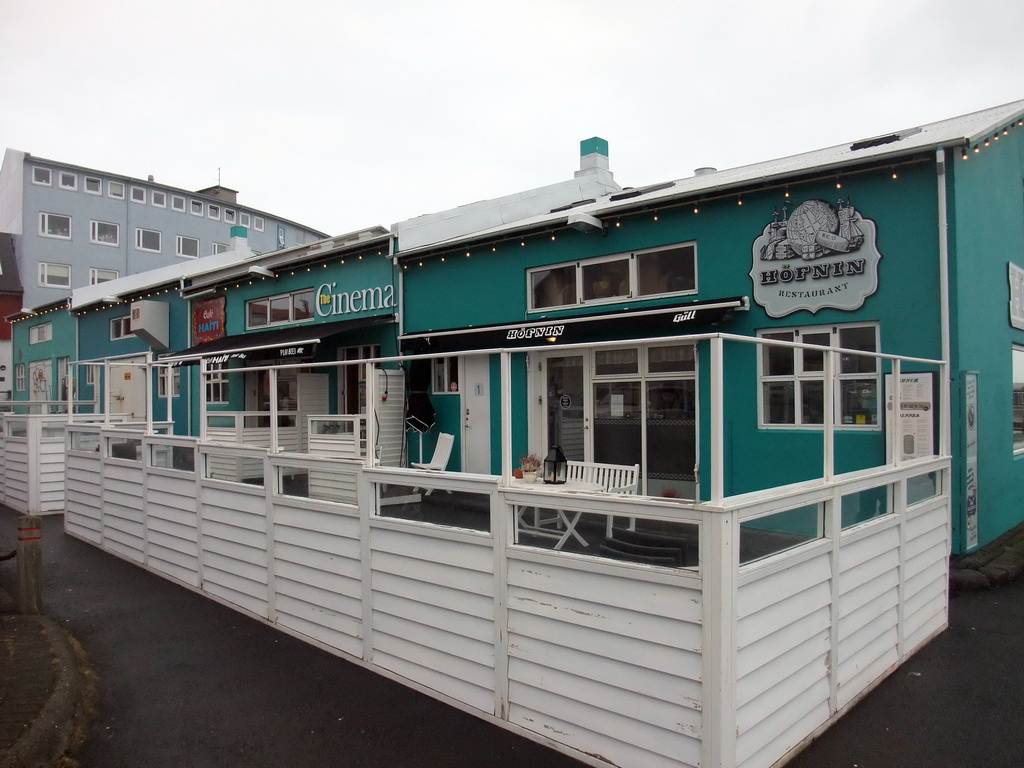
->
left=397, top=100, right=1024, bottom=554
left=10, top=301, right=78, bottom=408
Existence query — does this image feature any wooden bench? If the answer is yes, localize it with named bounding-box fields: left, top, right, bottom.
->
left=566, top=460, right=639, bottom=538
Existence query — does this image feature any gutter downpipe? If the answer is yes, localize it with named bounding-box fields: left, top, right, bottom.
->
left=936, top=148, right=951, bottom=458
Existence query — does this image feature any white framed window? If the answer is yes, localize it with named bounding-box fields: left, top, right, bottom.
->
left=38, top=262, right=71, bottom=287
left=253, top=215, right=264, bottom=232
left=758, top=323, right=880, bottom=428
left=108, top=180, right=125, bottom=199
left=32, top=167, right=52, bottom=185
left=206, top=361, right=229, bottom=403
left=151, top=190, right=166, bottom=207
left=176, top=235, right=199, bottom=258
left=90, top=268, right=119, bottom=284
left=89, top=220, right=119, bottom=246
left=29, top=322, right=53, bottom=344
left=59, top=171, right=77, bottom=190
left=239, top=212, right=251, bottom=228
left=84, top=176, right=102, bottom=194
left=39, top=212, right=71, bottom=239
left=130, top=186, right=146, bottom=204
left=110, top=316, right=132, bottom=340
left=16, top=364, right=25, bottom=391
left=135, top=228, right=161, bottom=253
left=432, top=358, right=459, bottom=394
left=190, top=200, right=203, bottom=216
left=57, top=357, right=70, bottom=399
left=245, top=289, right=314, bottom=329
left=212, top=242, right=229, bottom=255
left=1014, top=346, right=1024, bottom=454
left=85, top=365, right=96, bottom=386
left=528, top=242, right=697, bottom=311
left=224, top=209, right=236, bottom=224
left=171, top=195, right=186, bottom=212
left=158, top=367, right=181, bottom=398
left=208, top=204, right=220, bottom=220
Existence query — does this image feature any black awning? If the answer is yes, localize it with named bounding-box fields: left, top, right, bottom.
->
left=400, top=297, right=747, bottom=354
left=159, top=314, right=394, bottom=365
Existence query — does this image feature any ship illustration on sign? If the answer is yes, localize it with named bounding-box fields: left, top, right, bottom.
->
left=750, top=197, right=882, bottom=318
left=760, top=199, right=865, bottom=261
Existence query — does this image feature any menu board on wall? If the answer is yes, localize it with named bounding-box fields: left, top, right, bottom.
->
left=885, top=372, right=934, bottom=460
left=964, top=373, right=979, bottom=550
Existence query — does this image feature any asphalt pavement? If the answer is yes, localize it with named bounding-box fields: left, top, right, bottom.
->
left=3, top=507, right=1024, bottom=767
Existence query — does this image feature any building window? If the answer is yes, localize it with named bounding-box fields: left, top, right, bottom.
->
left=208, top=204, right=220, bottom=220
left=240, top=212, right=251, bottom=228
left=176, top=235, right=199, bottom=258
left=136, top=228, right=161, bottom=253
left=224, top=209, right=236, bottom=224
left=1014, top=346, right=1024, bottom=453
left=59, top=171, right=77, bottom=190
left=84, top=177, right=102, bottom=194
left=29, top=322, right=53, bottom=344
left=190, top=200, right=203, bottom=216
left=16, top=364, right=25, bottom=391
left=528, top=242, right=697, bottom=311
left=758, top=323, right=880, bottom=428
left=246, top=289, right=314, bottom=329
left=32, top=167, right=52, bottom=185
left=39, top=212, right=71, bottom=239
left=206, top=361, right=229, bottom=403
left=108, top=180, right=125, bottom=199
left=171, top=195, right=186, bottom=212
left=110, top=316, right=132, bottom=340
left=90, top=268, right=119, bottom=284
left=130, top=187, right=146, bottom=204
left=89, top=220, right=119, bottom=246
left=253, top=215, right=265, bottom=232
left=151, top=190, right=166, bottom=207
left=212, top=242, right=229, bottom=255
left=57, top=357, right=70, bottom=400
left=432, top=358, right=459, bottom=394
left=158, top=367, right=181, bottom=398
left=38, top=262, right=71, bottom=287
left=84, top=365, right=96, bottom=386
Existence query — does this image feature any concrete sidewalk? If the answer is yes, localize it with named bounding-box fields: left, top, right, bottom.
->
left=2, top=508, right=1024, bottom=767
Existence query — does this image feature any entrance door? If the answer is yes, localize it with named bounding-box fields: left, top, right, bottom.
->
left=462, top=355, right=491, bottom=474
left=539, top=345, right=698, bottom=498
left=543, top=355, right=587, bottom=461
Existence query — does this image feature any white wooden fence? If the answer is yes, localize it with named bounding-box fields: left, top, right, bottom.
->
left=64, top=425, right=949, bottom=768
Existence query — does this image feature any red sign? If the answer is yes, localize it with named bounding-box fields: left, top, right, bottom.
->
left=193, top=296, right=226, bottom=344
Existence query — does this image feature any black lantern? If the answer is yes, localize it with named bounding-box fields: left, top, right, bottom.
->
left=543, top=446, right=568, bottom=484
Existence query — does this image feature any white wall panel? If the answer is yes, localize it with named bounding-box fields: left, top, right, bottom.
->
left=65, top=453, right=103, bottom=543
left=507, top=554, right=703, bottom=768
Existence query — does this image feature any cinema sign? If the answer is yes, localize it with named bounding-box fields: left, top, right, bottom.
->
left=315, top=282, right=395, bottom=318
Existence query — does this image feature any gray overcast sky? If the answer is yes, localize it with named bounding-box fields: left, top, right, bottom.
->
left=4, top=0, right=1023, bottom=236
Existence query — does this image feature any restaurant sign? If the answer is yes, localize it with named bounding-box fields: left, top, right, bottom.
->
left=750, top=198, right=882, bottom=317
left=193, top=296, right=226, bottom=343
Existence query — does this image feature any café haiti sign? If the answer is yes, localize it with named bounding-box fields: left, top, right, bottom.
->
left=316, top=281, right=395, bottom=318
left=750, top=198, right=882, bottom=317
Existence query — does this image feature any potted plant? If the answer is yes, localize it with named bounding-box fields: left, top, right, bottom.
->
left=520, top=453, right=542, bottom=483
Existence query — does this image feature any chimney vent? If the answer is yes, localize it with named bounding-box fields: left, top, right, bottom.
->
left=694, top=167, right=717, bottom=176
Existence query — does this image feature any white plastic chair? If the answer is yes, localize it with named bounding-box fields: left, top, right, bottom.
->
left=411, top=432, right=454, bottom=494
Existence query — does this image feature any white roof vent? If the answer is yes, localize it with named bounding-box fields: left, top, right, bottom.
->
left=694, top=167, right=718, bottom=176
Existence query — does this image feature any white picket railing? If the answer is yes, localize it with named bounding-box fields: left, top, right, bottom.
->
left=64, top=424, right=949, bottom=768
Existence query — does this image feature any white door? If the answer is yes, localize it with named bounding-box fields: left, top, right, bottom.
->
left=109, top=356, right=148, bottom=419
left=462, top=355, right=491, bottom=474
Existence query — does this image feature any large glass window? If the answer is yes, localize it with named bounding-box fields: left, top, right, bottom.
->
left=176, top=236, right=199, bottom=258
left=136, top=228, right=161, bottom=253
left=110, top=316, right=132, bottom=340
left=90, top=268, right=119, bottom=284
left=39, top=212, right=71, bottom=239
left=38, top=262, right=71, bottom=287
left=246, top=289, right=314, bottom=329
left=89, top=220, right=119, bottom=246
left=759, top=323, right=879, bottom=428
left=32, top=167, right=52, bottom=185
left=206, top=361, right=229, bottom=403
left=528, top=242, right=696, bottom=311
left=1014, top=346, right=1024, bottom=453
left=29, top=322, right=52, bottom=344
